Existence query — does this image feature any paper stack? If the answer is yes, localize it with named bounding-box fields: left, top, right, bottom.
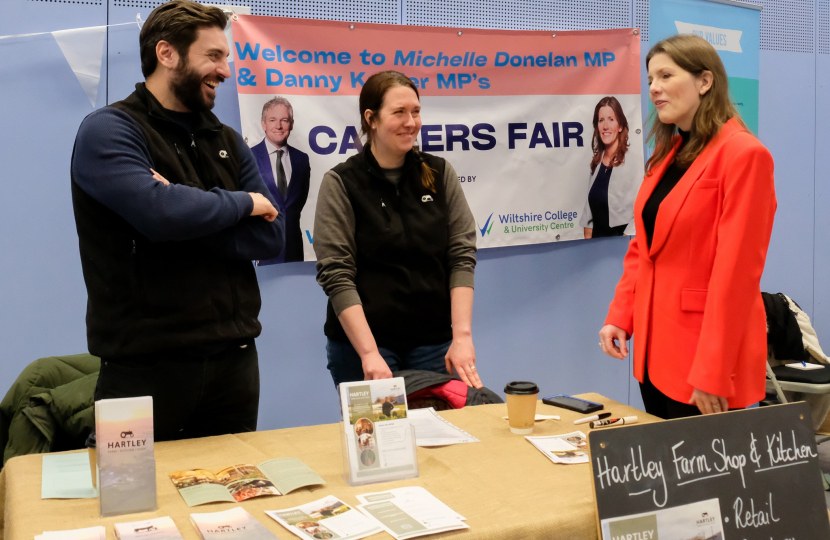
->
left=41, top=453, right=97, bottom=499
left=408, top=408, right=480, bottom=446
left=190, top=507, right=279, bottom=540
left=356, top=486, right=469, bottom=539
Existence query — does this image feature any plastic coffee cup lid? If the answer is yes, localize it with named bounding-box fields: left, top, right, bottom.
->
left=504, top=381, right=539, bottom=395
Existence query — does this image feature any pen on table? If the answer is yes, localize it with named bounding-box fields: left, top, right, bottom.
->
left=574, top=412, right=611, bottom=425
left=590, top=416, right=639, bottom=429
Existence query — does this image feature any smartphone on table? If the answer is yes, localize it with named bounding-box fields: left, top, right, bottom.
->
left=542, top=394, right=603, bottom=414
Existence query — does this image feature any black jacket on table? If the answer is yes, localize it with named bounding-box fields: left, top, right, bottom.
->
left=71, top=83, right=284, bottom=358
left=323, top=148, right=453, bottom=350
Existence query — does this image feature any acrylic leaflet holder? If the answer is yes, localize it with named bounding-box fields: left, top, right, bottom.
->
left=338, top=378, right=419, bottom=486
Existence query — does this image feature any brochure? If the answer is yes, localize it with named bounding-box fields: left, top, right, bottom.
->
left=339, top=377, right=418, bottom=484
left=600, top=498, right=723, bottom=540
left=36, top=526, right=106, bottom=540
left=408, top=408, right=480, bottom=447
left=355, top=487, right=468, bottom=540
left=265, top=495, right=382, bottom=540
left=41, top=453, right=97, bottom=499
left=115, top=517, right=184, bottom=540
left=526, top=431, right=589, bottom=464
left=355, top=486, right=466, bottom=522
left=170, top=458, right=325, bottom=507
left=95, top=396, right=157, bottom=516
left=190, top=507, right=279, bottom=540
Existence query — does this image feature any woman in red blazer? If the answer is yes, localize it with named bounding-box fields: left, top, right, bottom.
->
left=599, top=35, right=777, bottom=419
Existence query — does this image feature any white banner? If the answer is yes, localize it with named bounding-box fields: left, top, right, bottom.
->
left=234, top=16, right=643, bottom=262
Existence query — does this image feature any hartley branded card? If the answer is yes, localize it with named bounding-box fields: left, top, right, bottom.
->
left=190, top=507, right=279, bottom=540
left=600, top=498, right=724, bottom=540
left=114, top=517, right=184, bottom=540
left=95, top=396, right=157, bottom=516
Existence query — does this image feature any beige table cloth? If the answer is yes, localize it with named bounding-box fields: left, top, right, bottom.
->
left=1, top=393, right=657, bottom=540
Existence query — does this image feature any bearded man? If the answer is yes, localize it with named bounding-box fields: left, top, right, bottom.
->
left=70, top=0, right=284, bottom=441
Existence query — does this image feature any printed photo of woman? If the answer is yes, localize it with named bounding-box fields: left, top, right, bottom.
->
left=580, top=96, right=640, bottom=238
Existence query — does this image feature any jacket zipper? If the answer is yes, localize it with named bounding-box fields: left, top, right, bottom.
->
left=173, top=143, right=188, bottom=171
left=380, top=199, right=391, bottom=224
left=186, top=133, right=217, bottom=190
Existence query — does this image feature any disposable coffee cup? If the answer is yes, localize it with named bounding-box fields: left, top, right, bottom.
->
left=504, top=381, right=539, bottom=434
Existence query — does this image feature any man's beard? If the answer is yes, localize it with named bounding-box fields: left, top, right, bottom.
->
left=170, top=57, right=220, bottom=113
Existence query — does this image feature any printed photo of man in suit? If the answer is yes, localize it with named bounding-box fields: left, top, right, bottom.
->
left=251, top=97, right=311, bottom=264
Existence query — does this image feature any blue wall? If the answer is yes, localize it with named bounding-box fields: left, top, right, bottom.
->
left=0, top=0, right=822, bottom=430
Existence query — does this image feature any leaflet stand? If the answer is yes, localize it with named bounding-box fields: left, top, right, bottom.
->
left=340, top=421, right=419, bottom=486
left=338, top=378, right=420, bottom=487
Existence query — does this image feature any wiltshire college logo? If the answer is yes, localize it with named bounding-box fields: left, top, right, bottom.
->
left=477, top=213, right=494, bottom=236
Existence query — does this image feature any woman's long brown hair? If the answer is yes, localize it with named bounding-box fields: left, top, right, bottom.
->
left=645, top=34, right=747, bottom=173
left=359, top=71, right=436, bottom=192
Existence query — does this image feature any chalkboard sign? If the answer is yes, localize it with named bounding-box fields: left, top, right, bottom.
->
left=589, top=402, right=829, bottom=540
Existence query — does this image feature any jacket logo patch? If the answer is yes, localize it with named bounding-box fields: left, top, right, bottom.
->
left=421, top=195, right=433, bottom=203
left=219, top=150, right=228, bottom=158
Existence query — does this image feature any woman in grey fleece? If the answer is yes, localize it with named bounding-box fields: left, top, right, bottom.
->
left=313, top=71, right=483, bottom=390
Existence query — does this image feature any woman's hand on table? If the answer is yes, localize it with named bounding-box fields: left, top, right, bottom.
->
left=689, top=388, right=729, bottom=415
left=599, top=324, right=629, bottom=359
left=445, top=335, right=482, bottom=388
left=361, top=351, right=393, bottom=380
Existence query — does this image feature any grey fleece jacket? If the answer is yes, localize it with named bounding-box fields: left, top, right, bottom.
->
left=314, top=160, right=477, bottom=316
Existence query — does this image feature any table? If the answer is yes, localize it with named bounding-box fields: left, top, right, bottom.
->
left=1, top=393, right=658, bottom=540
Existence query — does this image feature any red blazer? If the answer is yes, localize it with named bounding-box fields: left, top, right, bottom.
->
left=605, top=118, right=777, bottom=408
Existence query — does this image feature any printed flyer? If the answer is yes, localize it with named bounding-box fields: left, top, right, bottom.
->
left=355, top=486, right=466, bottom=522
left=266, top=495, right=382, bottom=540
left=526, top=431, right=589, bottom=464
left=170, top=458, right=325, bottom=506
left=339, top=377, right=417, bottom=484
left=355, top=487, right=468, bottom=540
left=408, top=407, right=480, bottom=447
left=600, top=498, right=724, bottom=540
